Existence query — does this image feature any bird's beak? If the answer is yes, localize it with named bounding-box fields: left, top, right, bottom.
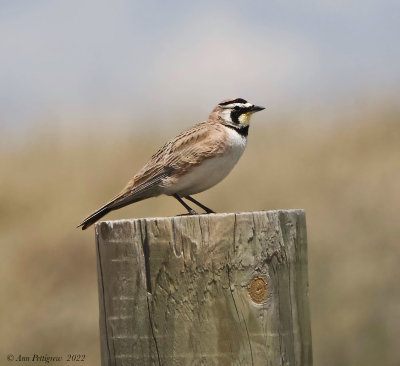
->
left=251, top=105, right=265, bottom=112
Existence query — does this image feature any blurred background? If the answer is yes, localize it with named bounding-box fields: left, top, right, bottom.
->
left=1, top=0, right=399, bottom=365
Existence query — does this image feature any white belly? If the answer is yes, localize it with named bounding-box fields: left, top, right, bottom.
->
left=165, top=128, right=247, bottom=196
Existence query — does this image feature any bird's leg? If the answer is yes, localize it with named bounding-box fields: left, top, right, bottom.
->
left=184, top=195, right=215, bottom=214
left=173, top=194, right=198, bottom=215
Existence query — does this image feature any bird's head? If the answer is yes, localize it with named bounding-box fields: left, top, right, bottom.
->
left=212, top=98, right=265, bottom=128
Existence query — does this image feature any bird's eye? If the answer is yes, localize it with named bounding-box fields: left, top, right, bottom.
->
left=234, top=106, right=240, bottom=111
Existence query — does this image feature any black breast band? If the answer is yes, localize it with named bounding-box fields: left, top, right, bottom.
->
left=226, top=124, right=249, bottom=137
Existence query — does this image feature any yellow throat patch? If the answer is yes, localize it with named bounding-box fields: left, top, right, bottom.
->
left=238, top=112, right=254, bottom=126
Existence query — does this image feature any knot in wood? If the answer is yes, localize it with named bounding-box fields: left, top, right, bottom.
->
left=247, top=277, right=268, bottom=303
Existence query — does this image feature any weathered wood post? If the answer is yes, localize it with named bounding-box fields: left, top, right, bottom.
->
left=95, top=210, right=312, bottom=366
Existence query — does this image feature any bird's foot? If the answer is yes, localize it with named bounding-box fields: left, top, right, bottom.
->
left=177, top=209, right=198, bottom=216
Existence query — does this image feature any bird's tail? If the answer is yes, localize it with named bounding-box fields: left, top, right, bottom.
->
left=77, top=171, right=169, bottom=230
left=77, top=189, right=155, bottom=230
left=77, top=190, right=134, bottom=230
left=77, top=204, right=113, bottom=230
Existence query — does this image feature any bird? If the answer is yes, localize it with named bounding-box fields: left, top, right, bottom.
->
left=78, top=98, right=265, bottom=230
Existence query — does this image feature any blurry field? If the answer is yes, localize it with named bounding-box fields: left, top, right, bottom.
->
left=1, top=103, right=400, bottom=365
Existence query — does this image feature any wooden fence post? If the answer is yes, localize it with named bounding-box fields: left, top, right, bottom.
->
left=95, top=210, right=312, bottom=366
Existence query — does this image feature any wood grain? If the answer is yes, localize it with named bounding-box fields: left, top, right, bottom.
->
left=95, top=210, right=312, bottom=366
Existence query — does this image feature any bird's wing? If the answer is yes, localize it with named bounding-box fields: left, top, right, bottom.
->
left=107, top=170, right=172, bottom=209
left=104, top=122, right=225, bottom=209
left=132, top=122, right=227, bottom=182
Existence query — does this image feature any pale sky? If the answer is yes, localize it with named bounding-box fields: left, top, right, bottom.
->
left=1, top=0, right=399, bottom=135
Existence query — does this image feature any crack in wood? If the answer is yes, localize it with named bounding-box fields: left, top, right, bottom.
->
left=139, top=220, right=152, bottom=294
left=227, top=224, right=254, bottom=366
left=232, top=213, right=237, bottom=253
left=226, top=261, right=240, bottom=321
left=242, top=312, right=254, bottom=366
left=96, top=233, right=114, bottom=366
left=146, top=294, right=161, bottom=366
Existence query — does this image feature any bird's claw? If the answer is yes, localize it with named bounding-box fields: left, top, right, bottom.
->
left=177, top=210, right=199, bottom=216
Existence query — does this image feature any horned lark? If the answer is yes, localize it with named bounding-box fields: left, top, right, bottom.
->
left=78, top=98, right=265, bottom=230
